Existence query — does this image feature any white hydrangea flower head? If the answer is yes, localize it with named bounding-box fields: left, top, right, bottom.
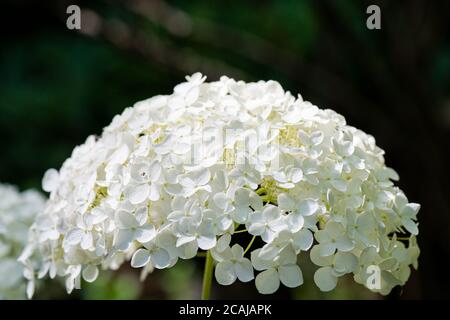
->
left=22, top=73, right=420, bottom=297
left=0, top=183, right=45, bottom=299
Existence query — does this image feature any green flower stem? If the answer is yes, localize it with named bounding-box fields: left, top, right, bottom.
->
left=260, top=195, right=277, bottom=205
left=394, top=236, right=410, bottom=241
left=255, top=188, right=266, bottom=195
left=244, top=236, right=256, bottom=255
left=201, top=250, right=214, bottom=300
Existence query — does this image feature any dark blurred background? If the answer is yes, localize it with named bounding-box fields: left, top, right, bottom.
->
left=0, top=0, right=448, bottom=299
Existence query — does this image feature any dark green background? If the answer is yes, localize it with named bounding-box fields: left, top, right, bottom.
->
left=0, top=0, right=448, bottom=299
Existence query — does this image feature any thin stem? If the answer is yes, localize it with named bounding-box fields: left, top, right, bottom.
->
left=260, top=195, right=277, bottom=205
left=255, top=188, right=266, bottom=195
left=201, top=250, right=214, bottom=300
left=233, top=229, right=248, bottom=234
left=196, top=252, right=206, bottom=258
left=244, top=236, right=256, bottom=255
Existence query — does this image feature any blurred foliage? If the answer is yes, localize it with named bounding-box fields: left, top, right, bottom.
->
left=82, top=271, right=142, bottom=300
left=160, top=260, right=199, bottom=299
left=0, top=0, right=448, bottom=299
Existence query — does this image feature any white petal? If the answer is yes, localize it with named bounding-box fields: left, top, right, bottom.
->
left=318, top=242, right=336, bottom=257
left=235, top=259, right=254, bottom=283
left=131, top=248, right=151, bottom=268
left=331, top=180, right=347, bottom=192
left=261, top=229, right=276, bottom=243
left=149, top=161, right=162, bottom=182
left=248, top=222, right=265, bottom=236
left=194, top=168, right=211, bottom=186
left=114, top=229, right=134, bottom=251
left=167, top=210, right=184, bottom=222
left=65, top=228, right=84, bottom=245
left=279, top=264, right=303, bottom=288
left=334, top=252, right=358, bottom=274
left=26, top=281, right=35, bottom=299
left=339, top=141, right=355, bottom=157
left=402, top=218, right=419, bottom=235
left=249, top=192, right=264, bottom=211
left=215, top=261, right=237, bottom=285
left=135, top=206, right=149, bottom=225
left=394, top=193, right=408, bottom=210
left=287, top=213, right=304, bottom=233
left=115, top=210, right=137, bottom=229
left=234, top=207, right=250, bottom=224
left=46, top=229, right=60, bottom=241
left=231, top=244, right=244, bottom=258
left=283, top=105, right=302, bottom=124
left=259, top=244, right=282, bottom=260
left=402, top=203, right=420, bottom=217
left=149, top=183, right=160, bottom=201
left=263, top=205, right=280, bottom=220
left=235, top=188, right=250, bottom=205
left=197, top=234, right=217, bottom=250
left=273, top=171, right=288, bottom=183
left=151, top=248, right=170, bottom=269
left=310, top=245, right=334, bottom=267
left=212, top=246, right=232, bottom=262
left=293, top=229, right=313, bottom=251
left=178, top=241, right=198, bottom=259
left=89, top=208, right=109, bottom=225
left=128, top=184, right=150, bottom=204
left=65, top=276, right=75, bottom=294
left=277, top=246, right=298, bottom=265
left=298, top=199, right=319, bottom=216
left=216, top=234, right=231, bottom=252
left=248, top=210, right=264, bottom=223
left=176, top=235, right=196, bottom=247
left=217, top=216, right=233, bottom=232
left=165, top=184, right=184, bottom=196
left=310, top=131, right=324, bottom=145
left=131, top=163, right=148, bottom=182
left=251, top=249, right=274, bottom=271
left=277, top=193, right=294, bottom=211
left=82, top=265, right=99, bottom=283
left=326, top=222, right=343, bottom=238
left=289, top=168, right=303, bottom=183
left=255, top=268, right=280, bottom=294
left=213, top=193, right=228, bottom=209
left=185, top=86, right=199, bottom=105
left=314, top=266, right=338, bottom=292
left=109, top=144, right=129, bottom=165
left=179, top=176, right=195, bottom=188
left=42, top=168, right=59, bottom=192
left=135, top=225, right=157, bottom=243
left=81, top=232, right=94, bottom=250
left=336, top=236, right=354, bottom=252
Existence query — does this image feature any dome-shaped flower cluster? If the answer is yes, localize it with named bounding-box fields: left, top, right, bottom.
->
left=21, top=73, right=419, bottom=297
left=0, top=183, right=45, bottom=299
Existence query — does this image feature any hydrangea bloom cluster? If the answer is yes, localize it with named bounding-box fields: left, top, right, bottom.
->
left=22, top=73, right=419, bottom=297
left=0, top=183, right=45, bottom=299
